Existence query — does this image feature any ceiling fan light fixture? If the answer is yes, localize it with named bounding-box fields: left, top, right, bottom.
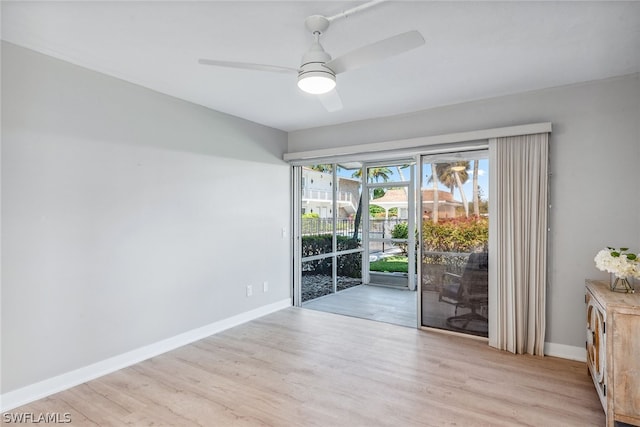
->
left=297, top=71, right=336, bottom=95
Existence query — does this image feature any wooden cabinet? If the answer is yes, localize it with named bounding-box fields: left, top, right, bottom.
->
left=585, top=279, right=640, bottom=427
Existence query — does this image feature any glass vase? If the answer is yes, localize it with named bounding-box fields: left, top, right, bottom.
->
left=610, top=274, right=635, bottom=293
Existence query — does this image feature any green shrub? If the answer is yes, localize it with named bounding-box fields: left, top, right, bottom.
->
left=391, top=222, right=410, bottom=254
left=391, top=222, right=408, bottom=239
left=301, top=235, right=361, bottom=278
left=369, top=204, right=385, bottom=216
left=422, top=217, right=488, bottom=253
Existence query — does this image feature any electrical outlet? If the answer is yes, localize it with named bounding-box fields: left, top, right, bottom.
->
left=263, top=281, right=269, bottom=292
left=246, top=285, right=253, bottom=297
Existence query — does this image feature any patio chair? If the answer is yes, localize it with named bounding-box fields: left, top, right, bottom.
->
left=438, top=252, right=488, bottom=333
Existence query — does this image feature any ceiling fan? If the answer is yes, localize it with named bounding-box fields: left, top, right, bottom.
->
left=198, top=5, right=425, bottom=112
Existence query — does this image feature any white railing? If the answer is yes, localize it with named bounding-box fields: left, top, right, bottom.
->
left=302, top=189, right=353, bottom=203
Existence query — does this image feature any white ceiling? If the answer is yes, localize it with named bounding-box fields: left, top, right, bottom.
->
left=2, top=1, right=639, bottom=132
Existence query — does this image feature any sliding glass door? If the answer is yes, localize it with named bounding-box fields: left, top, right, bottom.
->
left=293, top=161, right=418, bottom=328
left=295, top=163, right=364, bottom=305
left=419, top=152, right=489, bottom=337
left=292, top=151, right=487, bottom=335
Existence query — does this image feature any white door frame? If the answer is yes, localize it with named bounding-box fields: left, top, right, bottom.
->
left=361, top=161, right=416, bottom=291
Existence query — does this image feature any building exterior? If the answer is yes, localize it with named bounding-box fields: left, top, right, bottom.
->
left=370, top=188, right=463, bottom=219
left=302, top=169, right=464, bottom=221
left=301, top=167, right=359, bottom=218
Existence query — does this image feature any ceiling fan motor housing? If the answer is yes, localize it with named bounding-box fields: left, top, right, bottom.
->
left=297, top=37, right=336, bottom=94
left=298, top=41, right=335, bottom=78
left=296, top=14, right=336, bottom=94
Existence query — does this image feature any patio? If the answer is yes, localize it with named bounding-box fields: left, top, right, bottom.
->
left=302, top=284, right=417, bottom=328
left=301, top=283, right=488, bottom=336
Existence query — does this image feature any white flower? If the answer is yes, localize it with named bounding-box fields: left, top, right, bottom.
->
left=594, top=247, right=640, bottom=279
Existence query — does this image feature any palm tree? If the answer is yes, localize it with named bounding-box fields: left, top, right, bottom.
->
left=435, top=163, right=455, bottom=194
left=436, top=162, right=470, bottom=217
left=435, top=162, right=469, bottom=193
left=472, top=160, right=480, bottom=217
left=394, top=164, right=412, bottom=196
left=309, top=164, right=333, bottom=173
left=351, top=167, right=392, bottom=183
left=351, top=167, right=392, bottom=239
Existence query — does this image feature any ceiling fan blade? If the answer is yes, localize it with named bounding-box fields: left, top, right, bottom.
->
left=198, top=59, right=298, bottom=74
left=317, top=89, right=343, bottom=112
left=324, top=30, right=425, bottom=75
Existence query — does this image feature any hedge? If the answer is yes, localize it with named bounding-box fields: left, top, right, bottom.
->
left=301, top=235, right=361, bottom=278
left=422, top=217, right=488, bottom=253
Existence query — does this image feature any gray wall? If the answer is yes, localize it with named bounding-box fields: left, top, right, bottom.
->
left=289, top=73, right=640, bottom=350
left=1, top=42, right=290, bottom=393
left=2, top=37, right=638, bottom=396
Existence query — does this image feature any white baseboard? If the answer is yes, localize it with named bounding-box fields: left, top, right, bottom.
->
left=544, top=342, right=586, bottom=362
left=0, top=298, right=291, bottom=413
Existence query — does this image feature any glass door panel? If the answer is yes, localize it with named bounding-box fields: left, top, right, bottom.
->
left=335, top=163, right=363, bottom=242
left=420, top=155, right=489, bottom=337
left=296, top=160, right=417, bottom=328
left=363, top=161, right=415, bottom=292
left=301, top=258, right=333, bottom=303
left=299, top=163, right=363, bottom=304
left=301, top=165, right=335, bottom=256
left=337, top=252, right=361, bottom=291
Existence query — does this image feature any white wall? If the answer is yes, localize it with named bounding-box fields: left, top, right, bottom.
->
left=1, top=42, right=290, bottom=396
left=289, top=73, right=640, bottom=353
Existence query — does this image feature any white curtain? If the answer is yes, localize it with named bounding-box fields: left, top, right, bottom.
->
left=488, top=133, right=549, bottom=355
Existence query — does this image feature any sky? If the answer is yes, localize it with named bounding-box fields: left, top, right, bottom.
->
left=335, top=159, right=489, bottom=202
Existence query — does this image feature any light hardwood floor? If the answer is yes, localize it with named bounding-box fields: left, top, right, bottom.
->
left=4, top=308, right=604, bottom=426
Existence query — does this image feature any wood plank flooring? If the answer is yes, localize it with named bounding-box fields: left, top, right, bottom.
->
left=3, top=308, right=604, bottom=426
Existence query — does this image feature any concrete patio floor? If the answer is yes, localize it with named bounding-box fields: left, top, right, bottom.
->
left=301, top=284, right=488, bottom=337
left=301, top=284, right=417, bottom=328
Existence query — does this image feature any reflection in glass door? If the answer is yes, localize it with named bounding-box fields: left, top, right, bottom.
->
left=420, top=153, right=489, bottom=337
